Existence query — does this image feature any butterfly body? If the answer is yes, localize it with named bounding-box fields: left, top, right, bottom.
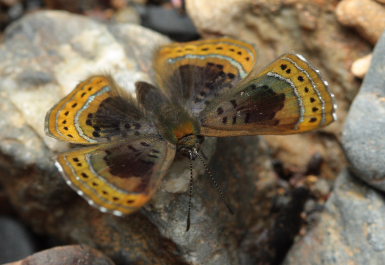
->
left=45, top=38, right=336, bottom=217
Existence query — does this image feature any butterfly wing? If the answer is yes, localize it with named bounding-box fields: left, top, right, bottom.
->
left=199, top=54, right=337, bottom=136
left=45, top=75, right=156, bottom=144
left=56, top=136, right=176, bottom=215
left=154, top=38, right=257, bottom=115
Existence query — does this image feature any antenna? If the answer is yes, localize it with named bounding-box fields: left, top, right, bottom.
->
left=197, top=154, right=234, bottom=215
left=186, top=159, right=194, bottom=232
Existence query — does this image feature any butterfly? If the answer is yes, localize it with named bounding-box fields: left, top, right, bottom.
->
left=45, top=38, right=337, bottom=226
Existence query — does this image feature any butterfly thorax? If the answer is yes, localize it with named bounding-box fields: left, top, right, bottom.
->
left=156, top=105, right=202, bottom=160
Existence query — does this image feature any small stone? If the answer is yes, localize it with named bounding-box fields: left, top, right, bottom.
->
left=351, top=53, right=372, bottom=78
left=7, top=245, right=115, bottom=265
left=336, top=0, right=385, bottom=44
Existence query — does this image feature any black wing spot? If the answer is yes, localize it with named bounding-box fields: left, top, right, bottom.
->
left=304, top=87, right=309, bottom=93
left=67, top=134, right=73, bottom=138
left=298, top=76, right=304, bottom=82
left=81, top=92, right=86, bottom=97
left=124, top=123, right=131, bottom=129
left=312, top=107, right=319, bottom=112
left=232, top=116, right=237, bottom=124
left=87, top=113, right=93, bottom=118
left=286, top=68, right=291, bottom=74
left=310, top=97, right=316, bottom=103
left=237, top=51, right=242, bottom=55
left=222, top=117, right=228, bottom=124
left=88, top=86, right=93, bottom=91
left=245, top=57, right=250, bottom=61
left=92, top=182, right=98, bottom=186
left=63, top=126, right=68, bottom=130
left=71, top=103, right=78, bottom=108
left=141, top=142, right=150, bottom=147
left=81, top=172, right=89, bottom=179
left=310, top=117, right=317, bottom=123
left=92, top=131, right=100, bottom=137
left=227, top=73, right=235, bottom=79
left=216, top=64, right=224, bottom=70
left=77, top=163, right=82, bottom=167
left=217, top=107, right=224, bottom=115
left=62, top=120, right=67, bottom=124
left=216, top=47, right=223, bottom=50
left=127, top=199, right=135, bottom=204
left=280, top=64, right=287, bottom=70
left=202, top=47, right=209, bottom=51
left=113, top=197, right=119, bottom=201
left=102, top=190, right=108, bottom=195
left=86, top=119, right=92, bottom=126
left=73, top=157, right=79, bottom=162
left=64, top=111, right=69, bottom=116
left=230, top=48, right=235, bottom=52
left=133, top=123, right=141, bottom=129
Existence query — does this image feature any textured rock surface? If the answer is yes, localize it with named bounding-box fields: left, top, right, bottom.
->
left=343, top=30, right=385, bottom=191
left=336, top=0, right=385, bottom=44
left=186, top=0, right=367, bottom=176
left=0, top=217, right=35, bottom=263
left=284, top=170, right=385, bottom=265
left=0, top=10, right=311, bottom=265
left=7, top=245, right=115, bottom=265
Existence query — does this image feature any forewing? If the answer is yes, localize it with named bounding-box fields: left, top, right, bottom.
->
left=154, top=38, right=257, bottom=115
left=200, top=54, right=337, bottom=136
left=56, top=136, right=176, bottom=216
left=45, top=75, right=156, bottom=144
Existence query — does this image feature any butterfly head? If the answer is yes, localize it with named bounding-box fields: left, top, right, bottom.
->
left=177, top=134, right=204, bottom=160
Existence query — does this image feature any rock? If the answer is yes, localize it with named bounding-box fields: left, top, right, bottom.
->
left=351, top=53, right=372, bottom=78
left=6, top=245, right=115, bottom=265
left=343, top=30, right=385, bottom=191
left=140, top=5, right=199, bottom=41
left=336, top=0, right=385, bottom=44
left=0, top=217, right=35, bottom=263
left=284, top=170, right=385, bottom=265
left=0, top=10, right=303, bottom=265
left=186, top=0, right=368, bottom=175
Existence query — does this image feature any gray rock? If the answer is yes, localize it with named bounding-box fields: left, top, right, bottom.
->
left=0, top=217, right=35, bottom=263
left=284, top=170, right=385, bottom=265
left=0, top=10, right=283, bottom=265
left=343, top=30, right=385, bottom=191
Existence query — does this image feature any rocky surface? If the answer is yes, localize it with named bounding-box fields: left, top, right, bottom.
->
left=186, top=0, right=368, bottom=175
left=0, top=10, right=309, bottom=265
left=343, top=30, right=385, bottom=192
left=6, top=245, right=115, bottom=265
left=284, top=170, right=385, bottom=265
left=336, top=0, right=385, bottom=44
left=0, top=216, right=35, bottom=263
left=284, top=19, right=385, bottom=265
left=1, top=0, right=380, bottom=263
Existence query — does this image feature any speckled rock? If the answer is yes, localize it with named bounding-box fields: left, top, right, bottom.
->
left=284, top=170, right=385, bottom=265
left=0, top=10, right=311, bottom=265
left=336, top=0, right=385, bottom=44
left=186, top=0, right=368, bottom=176
left=343, top=30, right=385, bottom=191
left=0, top=217, right=35, bottom=263
left=7, top=245, right=115, bottom=265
